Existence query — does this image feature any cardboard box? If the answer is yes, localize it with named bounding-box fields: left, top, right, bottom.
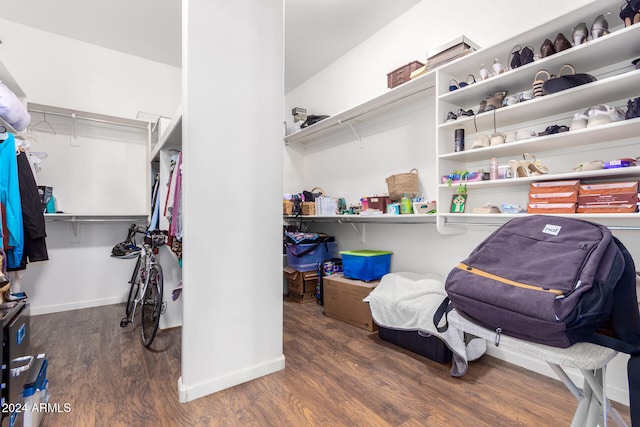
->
left=283, top=267, right=318, bottom=294
left=528, top=191, right=578, bottom=204
left=578, top=192, right=638, bottom=206
left=576, top=204, right=637, bottom=213
left=323, top=274, right=379, bottom=331
left=426, top=36, right=480, bottom=71
left=527, top=203, right=576, bottom=214
left=530, top=180, right=580, bottom=194
left=288, top=291, right=317, bottom=304
left=579, top=181, right=638, bottom=195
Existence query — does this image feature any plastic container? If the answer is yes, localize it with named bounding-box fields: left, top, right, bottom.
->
left=286, top=241, right=338, bottom=272
left=23, top=357, right=49, bottom=427
left=340, top=250, right=392, bottom=281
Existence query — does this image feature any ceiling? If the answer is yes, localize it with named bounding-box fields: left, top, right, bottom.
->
left=0, top=0, right=420, bottom=93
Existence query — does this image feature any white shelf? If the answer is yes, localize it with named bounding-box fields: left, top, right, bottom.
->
left=438, top=166, right=640, bottom=191
left=284, top=71, right=436, bottom=149
left=284, top=214, right=437, bottom=224
left=150, top=103, right=182, bottom=161
left=439, top=22, right=640, bottom=109
left=439, top=118, right=640, bottom=162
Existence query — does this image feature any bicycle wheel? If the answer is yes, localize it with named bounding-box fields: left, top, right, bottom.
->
left=125, top=254, right=143, bottom=318
left=141, top=264, right=163, bottom=348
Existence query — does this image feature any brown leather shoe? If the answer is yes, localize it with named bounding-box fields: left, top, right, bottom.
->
left=553, top=33, right=572, bottom=52
left=540, top=38, right=556, bottom=58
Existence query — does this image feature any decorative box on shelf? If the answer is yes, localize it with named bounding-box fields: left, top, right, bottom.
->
left=387, top=61, right=425, bottom=89
left=426, top=36, right=480, bottom=71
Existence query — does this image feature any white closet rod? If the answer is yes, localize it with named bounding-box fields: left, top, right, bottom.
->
left=27, top=108, right=149, bottom=130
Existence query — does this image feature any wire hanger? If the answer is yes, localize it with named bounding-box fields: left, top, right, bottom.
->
left=31, top=111, right=57, bottom=134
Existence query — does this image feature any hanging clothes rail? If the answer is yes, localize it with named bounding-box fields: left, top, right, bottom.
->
left=27, top=103, right=149, bottom=131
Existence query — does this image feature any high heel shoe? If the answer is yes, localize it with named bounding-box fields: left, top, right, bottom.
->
left=572, top=23, right=588, bottom=45
left=492, top=58, right=505, bottom=75
left=591, top=15, right=610, bottom=39
left=522, top=153, right=549, bottom=175
left=483, top=91, right=508, bottom=112
left=540, top=38, right=557, bottom=58
left=553, top=33, right=572, bottom=52
left=509, top=160, right=528, bottom=178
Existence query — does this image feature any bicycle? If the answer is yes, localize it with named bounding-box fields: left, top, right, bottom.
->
left=119, top=225, right=167, bottom=348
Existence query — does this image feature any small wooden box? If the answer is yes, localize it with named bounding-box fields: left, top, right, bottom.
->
left=387, top=61, right=424, bottom=89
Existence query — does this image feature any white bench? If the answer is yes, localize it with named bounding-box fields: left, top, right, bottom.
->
left=447, top=310, right=627, bottom=427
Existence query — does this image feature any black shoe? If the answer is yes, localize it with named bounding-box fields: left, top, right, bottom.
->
left=446, top=111, right=457, bottom=122
left=457, top=108, right=474, bottom=118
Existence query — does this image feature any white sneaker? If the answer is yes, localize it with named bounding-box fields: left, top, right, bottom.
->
left=586, top=104, right=625, bottom=128
left=570, top=111, right=589, bottom=130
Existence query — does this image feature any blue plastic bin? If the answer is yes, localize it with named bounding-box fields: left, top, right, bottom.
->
left=340, top=250, right=392, bottom=281
left=286, top=241, right=338, bottom=272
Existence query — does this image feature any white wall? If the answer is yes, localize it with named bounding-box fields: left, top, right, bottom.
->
left=0, top=18, right=181, bottom=120
left=283, top=0, right=634, bottom=407
left=0, top=19, right=182, bottom=314
left=179, top=0, right=284, bottom=402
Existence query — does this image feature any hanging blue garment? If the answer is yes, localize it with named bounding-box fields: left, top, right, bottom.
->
left=0, top=133, right=23, bottom=268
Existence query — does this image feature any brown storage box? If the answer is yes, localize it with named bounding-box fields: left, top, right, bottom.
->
left=579, top=181, right=638, bottom=195
left=366, top=196, right=391, bottom=213
left=530, top=180, right=580, bottom=194
left=283, top=267, right=318, bottom=294
left=578, top=192, right=638, bottom=206
left=323, top=274, right=379, bottom=331
left=301, top=201, right=315, bottom=215
left=576, top=204, right=638, bottom=213
left=288, top=290, right=317, bottom=304
left=387, top=61, right=424, bottom=89
left=528, top=191, right=578, bottom=204
left=528, top=203, right=576, bottom=214
left=426, top=36, right=480, bottom=71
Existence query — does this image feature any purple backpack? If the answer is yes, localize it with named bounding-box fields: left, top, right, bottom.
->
left=444, top=215, right=626, bottom=348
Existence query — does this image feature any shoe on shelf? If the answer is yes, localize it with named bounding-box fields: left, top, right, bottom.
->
left=446, top=111, right=458, bottom=122
left=522, top=153, right=549, bottom=175
left=484, top=91, right=508, bottom=112
left=516, top=129, right=537, bottom=140
left=553, top=33, right=572, bottom=52
left=572, top=23, right=589, bottom=45
left=540, top=38, right=557, bottom=58
left=571, top=110, right=589, bottom=130
left=620, top=1, right=640, bottom=27
left=538, top=124, right=569, bottom=136
left=591, top=15, right=610, bottom=39
left=490, top=133, right=505, bottom=146
left=509, top=159, right=529, bottom=178
left=472, top=134, right=490, bottom=149
left=586, top=104, right=625, bottom=127
left=457, top=108, right=474, bottom=118
left=573, top=160, right=604, bottom=172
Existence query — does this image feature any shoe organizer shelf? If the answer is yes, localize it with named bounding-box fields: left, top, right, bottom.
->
left=435, top=0, right=640, bottom=233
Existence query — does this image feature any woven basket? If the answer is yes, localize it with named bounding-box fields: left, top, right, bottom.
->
left=301, top=202, right=316, bottom=215
left=283, top=200, right=293, bottom=215
left=302, top=187, right=324, bottom=215
left=386, top=169, right=419, bottom=201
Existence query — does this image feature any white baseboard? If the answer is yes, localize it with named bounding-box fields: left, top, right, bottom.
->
left=29, top=296, right=126, bottom=316
left=178, top=355, right=286, bottom=403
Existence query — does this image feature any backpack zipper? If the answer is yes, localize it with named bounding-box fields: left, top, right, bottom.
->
left=457, top=263, right=564, bottom=296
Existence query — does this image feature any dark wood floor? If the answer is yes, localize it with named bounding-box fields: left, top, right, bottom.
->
left=30, top=299, right=631, bottom=427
